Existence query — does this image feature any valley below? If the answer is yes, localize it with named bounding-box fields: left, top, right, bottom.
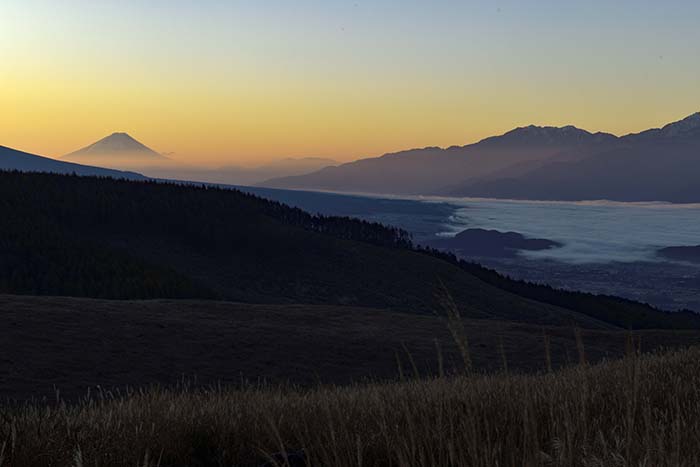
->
left=475, top=257, right=700, bottom=312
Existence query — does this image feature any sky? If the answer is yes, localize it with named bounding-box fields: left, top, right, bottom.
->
left=1, top=0, right=699, bottom=166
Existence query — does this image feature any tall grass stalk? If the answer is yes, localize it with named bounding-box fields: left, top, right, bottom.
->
left=574, top=327, right=586, bottom=366
left=435, top=282, right=472, bottom=373
left=498, top=333, right=509, bottom=375
left=543, top=330, right=553, bottom=373
left=434, top=338, right=445, bottom=378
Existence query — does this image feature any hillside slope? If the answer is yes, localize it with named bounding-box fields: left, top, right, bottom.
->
left=3, top=294, right=700, bottom=401
left=0, top=171, right=695, bottom=330
left=0, top=145, right=144, bottom=180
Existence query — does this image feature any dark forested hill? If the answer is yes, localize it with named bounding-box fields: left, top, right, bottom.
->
left=0, top=171, right=696, bottom=329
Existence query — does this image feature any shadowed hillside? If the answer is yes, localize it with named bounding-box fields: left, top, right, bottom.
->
left=0, top=171, right=697, bottom=330
left=2, top=294, right=700, bottom=401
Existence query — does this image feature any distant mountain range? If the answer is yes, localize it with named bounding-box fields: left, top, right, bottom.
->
left=0, top=145, right=145, bottom=180
left=261, top=112, right=700, bottom=203
left=61, top=132, right=337, bottom=186
left=5, top=113, right=700, bottom=202
left=449, top=113, right=700, bottom=202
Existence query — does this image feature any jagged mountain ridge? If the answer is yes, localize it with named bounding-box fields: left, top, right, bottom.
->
left=448, top=112, right=700, bottom=202
left=261, top=112, right=700, bottom=202
left=622, top=112, right=700, bottom=141
left=261, top=123, right=616, bottom=195
left=476, top=125, right=618, bottom=147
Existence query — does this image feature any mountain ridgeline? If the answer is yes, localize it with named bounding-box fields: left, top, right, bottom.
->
left=0, top=145, right=145, bottom=180
left=0, top=170, right=697, bottom=330
left=262, top=112, right=700, bottom=203
left=262, top=125, right=614, bottom=194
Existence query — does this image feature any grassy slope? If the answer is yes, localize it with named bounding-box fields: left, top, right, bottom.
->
left=125, top=226, right=597, bottom=326
left=3, top=343, right=700, bottom=466
left=2, top=294, right=699, bottom=401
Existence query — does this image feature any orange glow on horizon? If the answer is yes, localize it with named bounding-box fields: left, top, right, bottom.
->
left=2, top=1, right=699, bottom=167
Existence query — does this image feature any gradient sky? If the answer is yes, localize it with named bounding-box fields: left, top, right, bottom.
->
left=2, top=0, right=699, bottom=166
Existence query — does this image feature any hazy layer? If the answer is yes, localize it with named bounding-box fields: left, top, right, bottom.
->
left=440, top=199, right=700, bottom=264
left=237, top=186, right=700, bottom=266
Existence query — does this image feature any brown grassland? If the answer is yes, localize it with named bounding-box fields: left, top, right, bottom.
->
left=1, top=345, right=699, bottom=466
left=1, top=294, right=699, bottom=466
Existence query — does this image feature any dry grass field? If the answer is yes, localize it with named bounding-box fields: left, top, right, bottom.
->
left=2, top=294, right=700, bottom=466
left=1, top=345, right=699, bottom=466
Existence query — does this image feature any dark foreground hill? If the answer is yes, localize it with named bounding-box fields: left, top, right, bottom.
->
left=2, top=294, right=700, bottom=401
left=0, top=171, right=697, bottom=330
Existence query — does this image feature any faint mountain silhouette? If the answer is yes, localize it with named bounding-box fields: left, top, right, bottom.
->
left=143, top=157, right=338, bottom=186
left=64, top=133, right=337, bottom=185
left=255, top=157, right=338, bottom=171
left=62, top=132, right=167, bottom=168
